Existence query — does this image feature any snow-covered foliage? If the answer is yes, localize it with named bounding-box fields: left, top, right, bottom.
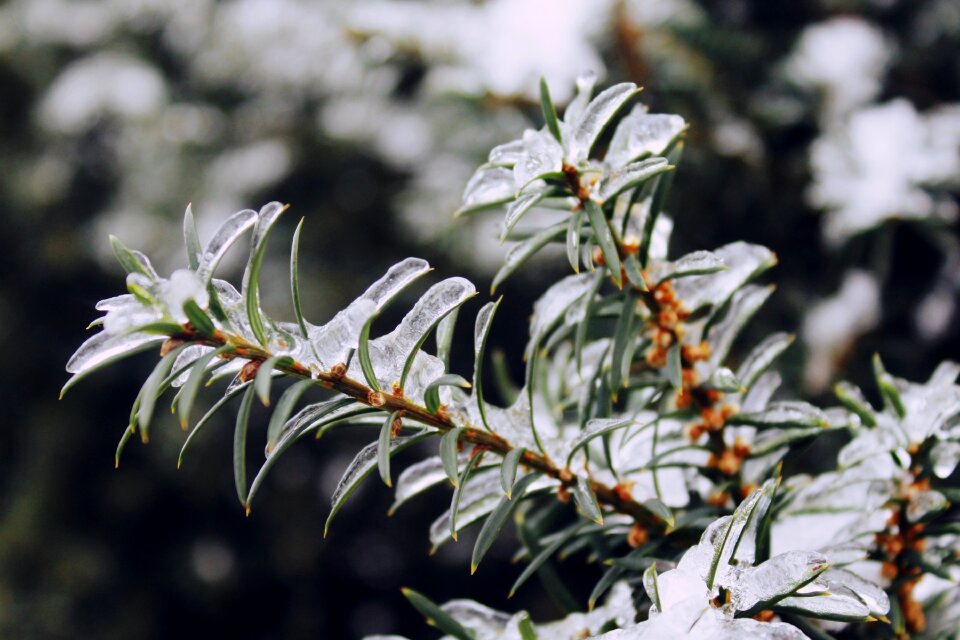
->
left=65, top=78, right=960, bottom=639
left=808, top=100, right=960, bottom=246
left=786, top=13, right=960, bottom=382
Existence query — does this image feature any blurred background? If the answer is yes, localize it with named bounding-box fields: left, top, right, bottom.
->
left=2, top=0, right=959, bottom=637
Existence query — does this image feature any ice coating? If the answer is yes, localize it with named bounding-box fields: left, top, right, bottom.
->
left=645, top=214, right=673, bottom=263
left=308, top=257, right=431, bottom=369
left=101, top=293, right=163, bottom=334
left=568, top=416, right=642, bottom=461
left=428, top=468, right=502, bottom=547
left=906, top=489, right=948, bottom=523
left=705, top=285, right=774, bottom=371
left=460, top=166, right=515, bottom=212
left=170, top=345, right=214, bottom=387
left=678, top=515, right=731, bottom=584
left=724, top=550, right=828, bottom=612
left=197, top=208, right=257, bottom=282
left=344, top=277, right=475, bottom=392
left=501, top=190, right=544, bottom=235
left=399, top=351, right=447, bottom=404
left=931, top=440, right=960, bottom=478
left=474, top=300, right=497, bottom=361
left=457, top=390, right=543, bottom=452
left=736, top=332, right=793, bottom=391
left=776, top=591, right=869, bottom=620
left=65, top=330, right=163, bottom=376
left=838, top=426, right=905, bottom=468
left=685, top=612, right=809, bottom=640
left=487, top=139, right=524, bottom=166
left=268, top=400, right=364, bottom=457
left=672, top=242, right=776, bottom=313
left=565, top=82, right=638, bottom=163
left=329, top=433, right=424, bottom=514
left=601, top=604, right=809, bottom=639
left=162, top=268, right=209, bottom=322
left=211, top=278, right=252, bottom=336
left=440, top=600, right=513, bottom=638
left=790, top=472, right=895, bottom=512
left=651, top=564, right=708, bottom=613
left=821, top=568, right=889, bottom=616
left=820, top=542, right=871, bottom=567
left=649, top=250, right=724, bottom=284
left=899, top=374, right=960, bottom=442
left=94, top=293, right=136, bottom=312
left=606, top=105, right=686, bottom=167
left=736, top=401, right=829, bottom=428
left=538, top=580, right=635, bottom=636
left=928, top=360, right=960, bottom=387
left=730, top=481, right=777, bottom=566
left=248, top=201, right=285, bottom=250
left=390, top=454, right=467, bottom=513
left=597, top=157, right=668, bottom=202
left=709, top=482, right=775, bottom=578
left=430, top=581, right=635, bottom=640
left=512, top=128, right=563, bottom=190
left=561, top=72, right=597, bottom=126
left=429, top=471, right=557, bottom=549
left=525, top=273, right=593, bottom=359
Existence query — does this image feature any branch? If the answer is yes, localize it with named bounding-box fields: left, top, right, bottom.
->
left=174, top=325, right=668, bottom=531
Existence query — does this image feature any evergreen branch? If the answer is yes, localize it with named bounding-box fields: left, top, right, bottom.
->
left=173, top=325, right=668, bottom=531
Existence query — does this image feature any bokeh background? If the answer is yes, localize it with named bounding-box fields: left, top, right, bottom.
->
left=2, top=0, right=959, bottom=637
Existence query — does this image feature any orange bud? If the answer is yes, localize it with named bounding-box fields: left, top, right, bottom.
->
left=627, top=523, right=649, bottom=548
left=239, top=359, right=262, bottom=383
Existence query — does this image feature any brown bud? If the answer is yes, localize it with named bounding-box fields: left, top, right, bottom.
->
left=613, top=481, right=635, bottom=502
left=732, top=438, right=751, bottom=459
left=722, top=405, right=740, bottom=422
left=684, top=423, right=706, bottom=442
left=707, top=491, right=730, bottom=508
left=752, top=610, right=775, bottom=623
left=557, top=486, right=571, bottom=504
left=716, top=448, right=742, bottom=476
left=368, top=391, right=387, bottom=407
left=701, top=407, right=725, bottom=430
left=645, top=347, right=667, bottom=368
left=160, top=338, right=187, bottom=357
left=881, top=561, right=898, bottom=580
left=238, top=359, right=262, bottom=383
left=653, top=283, right=675, bottom=304
left=627, top=523, right=649, bottom=548
left=739, top=483, right=760, bottom=500
left=330, top=362, right=347, bottom=379
left=655, top=328, right=673, bottom=348
left=658, top=309, right=679, bottom=330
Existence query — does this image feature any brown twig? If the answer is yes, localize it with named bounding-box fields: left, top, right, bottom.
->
left=172, top=327, right=668, bottom=531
